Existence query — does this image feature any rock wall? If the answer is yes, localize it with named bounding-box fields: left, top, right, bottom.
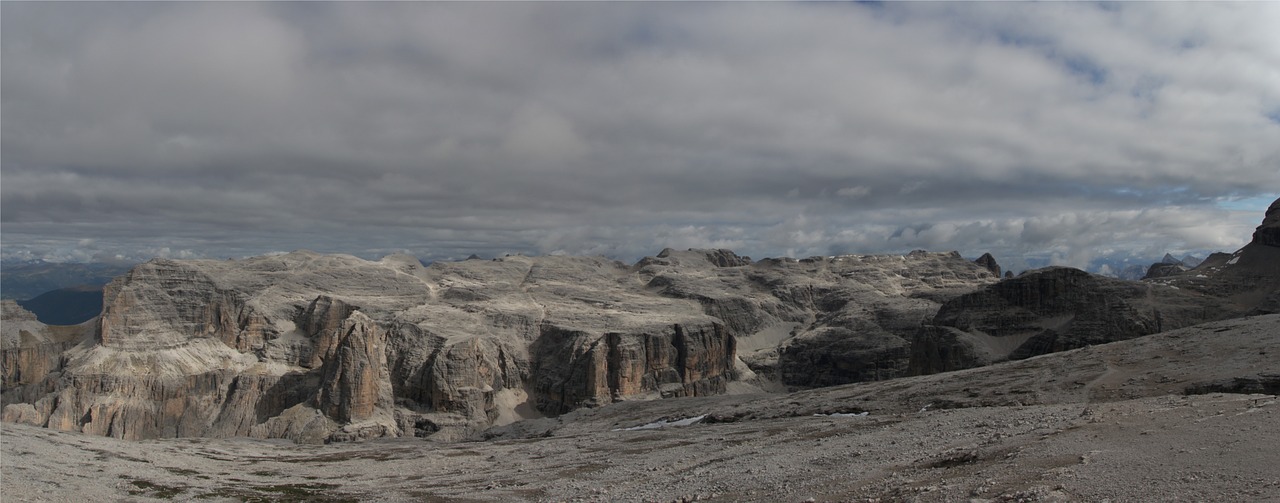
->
left=1, top=301, right=94, bottom=398
left=909, top=266, right=1233, bottom=375
left=1, top=243, right=1034, bottom=443
left=530, top=321, right=737, bottom=414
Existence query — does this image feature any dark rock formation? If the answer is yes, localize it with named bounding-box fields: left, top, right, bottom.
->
left=1143, top=262, right=1188, bottom=279
left=1146, top=197, right=1280, bottom=314
left=1253, top=198, right=1280, bottom=247
left=910, top=266, right=1232, bottom=374
left=974, top=253, right=1001, bottom=278
left=779, top=324, right=909, bottom=386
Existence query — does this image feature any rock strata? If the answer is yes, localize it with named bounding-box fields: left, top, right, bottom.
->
left=10, top=200, right=1271, bottom=443
left=1, top=248, right=1001, bottom=442
left=910, top=266, right=1232, bottom=374
left=974, top=253, right=1001, bottom=278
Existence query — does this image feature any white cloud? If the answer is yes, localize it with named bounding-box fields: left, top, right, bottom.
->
left=2, top=2, right=1277, bottom=271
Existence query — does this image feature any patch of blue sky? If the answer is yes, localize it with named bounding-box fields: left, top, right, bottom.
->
left=1061, top=54, right=1108, bottom=86
left=1265, top=110, right=1280, bottom=126
left=985, top=28, right=1108, bottom=87
left=1217, top=195, right=1278, bottom=213
left=993, top=29, right=1053, bottom=50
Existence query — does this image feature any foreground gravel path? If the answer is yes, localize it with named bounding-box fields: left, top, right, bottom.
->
left=3, top=392, right=1277, bottom=502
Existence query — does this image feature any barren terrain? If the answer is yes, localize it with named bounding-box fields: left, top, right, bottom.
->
left=4, top=315, right=1276, bottom=502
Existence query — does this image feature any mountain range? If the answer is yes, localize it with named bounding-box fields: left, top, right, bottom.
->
left=3, top=198, right=1275, bottom=445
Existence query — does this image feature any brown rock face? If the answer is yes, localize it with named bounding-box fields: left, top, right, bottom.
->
left=97, top=260, right=273, bottom=352
left=530, top=321, right=737, bottom=414
left=314, top=310, right=392, bottom=423
left=1, top=301, right=93, bottom=394
left=3, top=246, right=1003, bottom=443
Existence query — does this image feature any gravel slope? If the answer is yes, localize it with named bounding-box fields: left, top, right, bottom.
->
left=3, top=315, right=1277, bottom=502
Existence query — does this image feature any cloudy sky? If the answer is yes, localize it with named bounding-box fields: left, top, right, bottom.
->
left=3, top=2, right=1278, bottom=273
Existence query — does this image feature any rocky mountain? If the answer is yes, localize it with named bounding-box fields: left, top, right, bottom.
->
left=910, top=198, right=1280, bottom=375
left=1147, top=197, right=1280, bottom=314
left=4, top=200, right=1274, bottom=445
left=909, top=267, right=1231, bottom=375
left=1, top=248, right=1000, bottom=443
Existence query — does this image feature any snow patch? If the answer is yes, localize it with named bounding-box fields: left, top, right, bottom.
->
left=614, top=415, right=707, bottom=431
left=1227, top=257, right=1240, bottom=265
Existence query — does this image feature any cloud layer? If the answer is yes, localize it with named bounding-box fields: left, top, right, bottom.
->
left=3, top=3, right=1278, bottom=271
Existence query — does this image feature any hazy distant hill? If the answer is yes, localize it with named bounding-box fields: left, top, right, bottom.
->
left=0, top=261, right=133, bottom=301
left=15, top=285, right=104, bottom=325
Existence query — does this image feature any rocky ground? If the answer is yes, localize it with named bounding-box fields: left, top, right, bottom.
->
left=3, top=314, right=1276, bottom=502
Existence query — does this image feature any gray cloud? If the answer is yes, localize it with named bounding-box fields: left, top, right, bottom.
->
left=2, top=2, right=1278, bottom=271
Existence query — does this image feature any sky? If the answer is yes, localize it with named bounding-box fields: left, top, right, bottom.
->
left=2, top=2, right=1278, bottom=274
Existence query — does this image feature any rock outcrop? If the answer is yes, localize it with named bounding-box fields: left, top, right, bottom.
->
left=909, top=266, right=1233, bottom=375
left=974, top=253, right=1001, bottom=278
left=910, top=199, right=1280, bottom=376
left=1, top=301, right=94, bottom=392
left=1, top=247, right=1002, bottom=443
left=1253, top=198, right=1280, bottom=247
left=1142, top=262, right=1188, bottom=279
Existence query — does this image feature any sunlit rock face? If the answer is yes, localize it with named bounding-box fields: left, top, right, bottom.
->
left=10, top=196, right=1273, bottom=445
left=1, top=246, right=1005, bottom=443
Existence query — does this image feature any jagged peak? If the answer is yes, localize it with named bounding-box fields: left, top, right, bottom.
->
left=1251, top=196, right=1280, bottom=248
left=974, top=252, right=1001, bottom=277
left=642, top=248, right=751, bottom=268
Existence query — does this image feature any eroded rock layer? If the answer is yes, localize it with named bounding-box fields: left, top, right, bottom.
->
left=2, top=248, right=1001, bottom=442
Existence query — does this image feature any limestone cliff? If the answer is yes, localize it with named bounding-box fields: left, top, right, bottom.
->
left=2, top=247, right=1000, bottom=443
left=1, top=301, right=94, bottom=394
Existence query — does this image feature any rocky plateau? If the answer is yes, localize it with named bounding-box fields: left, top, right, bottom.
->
left=6, top=246, right=1009, bottom=443
left=1, top=198, right=1277, bottom=501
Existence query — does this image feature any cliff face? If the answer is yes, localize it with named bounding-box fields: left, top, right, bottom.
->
left=1253, top=198, right=1280, bottom=247
left=531, top=321, right=737, bottom=414
left=1, top=301, right=93, bottom=393
left=909, top=266, right=1235, bottom=375
left=1, top=247, right=1000, bottom=443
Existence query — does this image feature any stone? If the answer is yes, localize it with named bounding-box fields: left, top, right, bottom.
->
left=15, top=200, right=1272, bottom=443
left=974, top=253, right=1001, bottom=278
left=1142, top=262, right=1187, bottom=280
left=1, top=247, right=1001, bottom=442
left=910, top=265, right=1237, bottom=374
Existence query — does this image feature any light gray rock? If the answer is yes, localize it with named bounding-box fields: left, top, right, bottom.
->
left=1, top=246, right=1009, bottom=442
